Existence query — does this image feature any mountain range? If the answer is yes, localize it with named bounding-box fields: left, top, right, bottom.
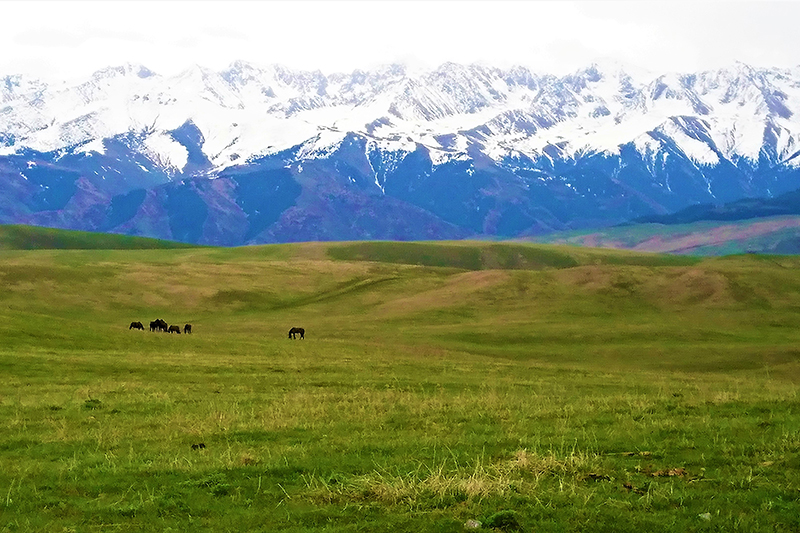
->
left=1, top=60, right=799, bottom=245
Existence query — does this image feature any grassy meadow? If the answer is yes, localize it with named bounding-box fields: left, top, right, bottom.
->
left=0, top=233, right=798, bottom=531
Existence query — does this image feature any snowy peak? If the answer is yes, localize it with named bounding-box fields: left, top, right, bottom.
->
left=1, top=61, right=800, bottom=177
left=90, top=63, right=156, bottom=81
left=0, top=74, right=47, bottom=104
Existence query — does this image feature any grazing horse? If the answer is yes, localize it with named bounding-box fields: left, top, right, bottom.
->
left=129, top=321, right=144, bottom=330
left=184, top=324, right=192, bottom=334
left=150, top=318, right=168, bottom=332
left=168, top=325, right=181, bottom=334
left=288, top=327, right=305, bottom=340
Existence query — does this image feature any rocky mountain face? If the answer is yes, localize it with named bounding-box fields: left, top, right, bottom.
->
left=0, top=61, right=799, bottom=245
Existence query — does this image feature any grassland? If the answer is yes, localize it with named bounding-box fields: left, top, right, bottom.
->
left=0, top=225, right=197, bottom=250
left=0, top=235, right=798, bottom=532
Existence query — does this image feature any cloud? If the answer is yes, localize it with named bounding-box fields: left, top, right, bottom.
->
left=13, top=28, right=90, bottom=48
left=0, top=0, right=798, bottom=80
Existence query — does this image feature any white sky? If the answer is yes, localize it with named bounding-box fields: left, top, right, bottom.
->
left=2, top=0, right=799, bottom=81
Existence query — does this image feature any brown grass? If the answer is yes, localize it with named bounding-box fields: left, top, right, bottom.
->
left=375, top=270, right=512, bottom=316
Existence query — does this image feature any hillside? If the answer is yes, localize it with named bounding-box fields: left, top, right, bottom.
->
left=0, top=239, right=798, bottom=531
left=631, top=186, right=800, bottom=225
left=533, top=215, right=800, bottom=255
left=0, top=239, right=790, bottom=358
left=0, top=224, right=199, bottom=250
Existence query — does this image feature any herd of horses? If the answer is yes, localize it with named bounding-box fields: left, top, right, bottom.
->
left=129, top=319, right=191, bottom=334
left=129, top=320, right=305, bottom=339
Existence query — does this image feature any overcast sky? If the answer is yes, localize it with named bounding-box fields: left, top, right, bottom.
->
left=3, top=0, right=800, bottom=80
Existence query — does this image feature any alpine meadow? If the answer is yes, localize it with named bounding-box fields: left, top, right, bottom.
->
left=0, top=226, right=798, bottom=532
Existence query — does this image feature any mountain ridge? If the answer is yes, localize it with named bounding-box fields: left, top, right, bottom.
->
left=0, top=60, right=799, bottom=246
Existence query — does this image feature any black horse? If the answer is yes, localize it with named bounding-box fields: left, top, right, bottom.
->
left=288, top=327, right=305, bottom=340
left=129, top=321, right=144, bottom=330
left=150, top=318, right=168, bottom=332
left=168, top=325, right=181, bottom=334
left=184, top=324, right=192, bottom=334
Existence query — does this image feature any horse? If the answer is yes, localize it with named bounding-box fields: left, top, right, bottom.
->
left=150, top=318, right=168, bottom=332
left=168, top=325, right=181, bottom=334
left=129, top=321, right=144, bottom=330
left=288, top=327, right=305, bottom=340
left=184, top=324, right=192, bottom=334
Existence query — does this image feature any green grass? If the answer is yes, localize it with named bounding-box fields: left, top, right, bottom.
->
left=0, top=224, right=198, bottom=250
left=0, top=237, right=798, bottom=531
left=326, top=240, right=699, bottom=269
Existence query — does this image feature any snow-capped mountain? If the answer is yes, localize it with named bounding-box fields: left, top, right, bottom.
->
left=0, top=60, right=799, bottom=245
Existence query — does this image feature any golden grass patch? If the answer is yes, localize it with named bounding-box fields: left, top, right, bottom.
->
left=375, top=270, right=512, bottom=316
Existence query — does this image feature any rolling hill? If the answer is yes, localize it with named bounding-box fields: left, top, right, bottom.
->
left=0, top=233, right=798, bottom=531
left=0, top=224, right=198, bottom=250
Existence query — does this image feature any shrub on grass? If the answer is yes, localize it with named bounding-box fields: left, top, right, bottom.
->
left=483, top=510, right=523, bottom=531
